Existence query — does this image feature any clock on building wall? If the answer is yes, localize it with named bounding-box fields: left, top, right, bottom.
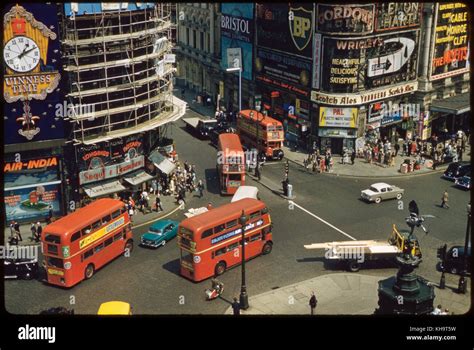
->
left=4, top=35, right=41, bottom=73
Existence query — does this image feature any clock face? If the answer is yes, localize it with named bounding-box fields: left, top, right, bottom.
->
left=3, top=36, right=41, bottom=73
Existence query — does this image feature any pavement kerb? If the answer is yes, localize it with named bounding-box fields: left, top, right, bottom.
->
left=247, top=173, right=293, bottom=200
left=132, top=203, right=184, bottom=229
left=283, top=155, right=449, bottom=179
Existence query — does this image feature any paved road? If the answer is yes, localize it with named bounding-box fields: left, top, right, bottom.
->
left=5, top=110, right=470, bottom=314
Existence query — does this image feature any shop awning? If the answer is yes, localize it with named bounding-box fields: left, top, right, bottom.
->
left=148, top=150, right=176, bottom=175
left=122, top=170, right=153, bottom=186
left=83, top=180, right=126, bottom=198
left=430, top=93, right=470, bottom=115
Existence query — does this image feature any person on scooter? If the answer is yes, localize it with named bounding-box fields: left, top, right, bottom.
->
left=211, top=278, right=224, bottom=295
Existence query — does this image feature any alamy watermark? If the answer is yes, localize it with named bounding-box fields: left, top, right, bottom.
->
left=55, top=102, right=95, bottom=119
left=0, top=244, right=39, bottom=260
left=217, top=148, right=259, bottom=169
left=370, top=102, right=421, bottom=122
left=325, top=246, right=365, bottom=263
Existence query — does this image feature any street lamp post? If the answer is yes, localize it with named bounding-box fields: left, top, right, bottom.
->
left=458, top=203, right=471, bottom=294
left=226, top=66, right=241, bottom=114
left=239, top=209, right=249, bottom=309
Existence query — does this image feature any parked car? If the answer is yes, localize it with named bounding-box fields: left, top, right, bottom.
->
left=437, top=245, right=471, bottom=275
left=455, top=175, right=471, bottom=190
left=4, top=256, right=39, bottom=280
left=443, top=162, right=471, bottom=181
left=361, top=182, right=404, bottom=204
left=140, top=219, right=179, bottom=248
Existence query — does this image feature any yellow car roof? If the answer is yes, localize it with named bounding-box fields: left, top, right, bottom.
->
left=97, top=301, right=131, bottom=315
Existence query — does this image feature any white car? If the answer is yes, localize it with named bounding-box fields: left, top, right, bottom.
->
left=231, top=186, right=259, bottom=203
left=361, top=182, right=404, bottom=204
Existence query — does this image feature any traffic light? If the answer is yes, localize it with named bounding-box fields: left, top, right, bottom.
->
left=437, top=244, right=447, bottom=261
left=285, top=160, right=289, bottom=175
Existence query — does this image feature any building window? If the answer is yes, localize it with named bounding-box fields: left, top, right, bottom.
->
left=200, top=31, right=204, bottom=52
left=186, top=28, right=189, bottom=46
left=192, top=30, right=196, bottom=49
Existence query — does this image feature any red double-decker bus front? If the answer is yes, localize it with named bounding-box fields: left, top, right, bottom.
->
left=178, top=198, right=273, bottom=282
left=41, top=198, right=133, bottom=288
left=217, top=133, right=246, bottom=195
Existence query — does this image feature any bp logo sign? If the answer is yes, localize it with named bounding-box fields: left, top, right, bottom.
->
left=289, top=7, right=313, bottom=52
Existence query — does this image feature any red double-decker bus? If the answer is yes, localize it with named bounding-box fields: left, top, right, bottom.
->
left=41, top=198, right=133, bottom=288
left=217, top=133, right=245, bottom=195
left=237, top=109, right=285, bottom=160
left=178, top=198, right=273, bottom=282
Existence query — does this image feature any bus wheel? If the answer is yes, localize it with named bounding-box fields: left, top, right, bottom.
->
left=262, top=242, right=273, bottom=255
left=85, top=264, right=95, bottom=279
left=214, top=261, right=226, bottom=276
left=348, top=261, right=360, bottom=272
left=124, top=240, right=133, bottom=255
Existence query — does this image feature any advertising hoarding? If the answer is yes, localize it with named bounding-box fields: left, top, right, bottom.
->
left=3, top=4, right=65, bottom=144
left=76, top=135, right=144, bottom=172
left=256, top=2, right=313, bottom=58
left=255, top=47, right=312, bottom=98
left=4, top=155, right=61, bottom=222
left=221, top=3, right=254, bottom=81
left=311, top=81, right=418, bottom=106
left=429, top=3, right=469, bottom=80
left=375, top=3, right=422, bottom=32
left=320, top=30, right=420, bottom=93
left=5, top=183, right=61, bottom=223
left=319, top=107, right=358, bottom=128
left=316, top=4, right=375, bottom=35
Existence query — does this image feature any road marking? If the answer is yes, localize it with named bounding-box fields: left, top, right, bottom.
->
left=288, top=201, right=357, bottom=241
left=132, top=203, right=184, bottom=229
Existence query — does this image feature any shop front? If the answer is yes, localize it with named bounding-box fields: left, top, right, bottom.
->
left=318, top=128, right=357, bottom=154
left=316, top=106, right=359, bottom=154
left=75, top=135, right=154, bottom=202
left=4, top=156, right=64, bottom=224
left=429, top=93, right=470, bottom=138
left=366, top=98, right=420, bottom=143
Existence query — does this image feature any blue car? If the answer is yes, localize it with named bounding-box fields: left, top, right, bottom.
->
left=140, top=220, right=179, bottom=248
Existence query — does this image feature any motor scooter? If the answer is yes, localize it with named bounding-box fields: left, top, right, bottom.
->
left=205, top=285, right=224, bottom=301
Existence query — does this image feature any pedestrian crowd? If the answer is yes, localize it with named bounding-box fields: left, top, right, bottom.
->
left=123, top=160, right=206, bottom=222
left=8, top=220, right=43, bottom=245
left=355, top=129, right=468, bottom=170
left=303, top=149, right=334, bottom=173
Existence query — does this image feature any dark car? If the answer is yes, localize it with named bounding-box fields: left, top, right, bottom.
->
left=438, top=245, right=471, bottom=275
left=455, top=175, right=471, bottom=190
left=197, top=119, right=218, bottom=138
left=443, top=162, right=471, bottom=181
left=4, top=257, right=39, bottom=280
left=209, top=122, right=234, bottom=147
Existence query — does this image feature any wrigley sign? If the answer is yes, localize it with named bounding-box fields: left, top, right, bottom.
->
left=311, top=81, right=418, bottom=106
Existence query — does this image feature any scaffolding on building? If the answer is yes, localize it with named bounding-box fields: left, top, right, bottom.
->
left=60, top=4, right=184, bottom=145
